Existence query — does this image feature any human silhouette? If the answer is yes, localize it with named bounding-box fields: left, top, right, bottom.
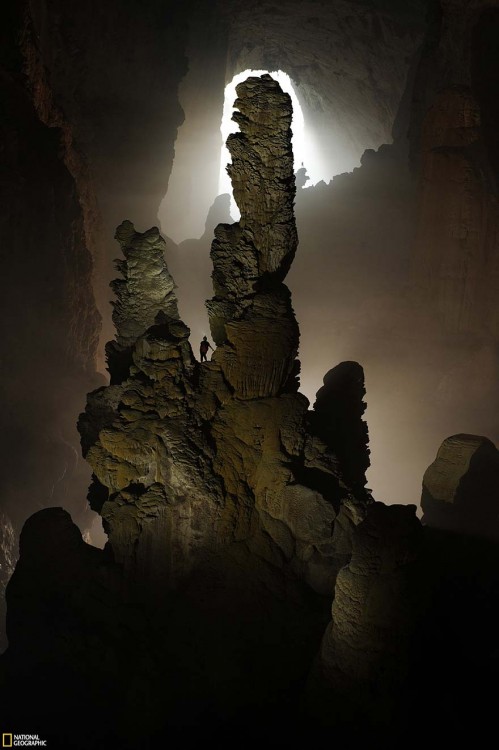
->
left=200, top=335, right=214, bottom=362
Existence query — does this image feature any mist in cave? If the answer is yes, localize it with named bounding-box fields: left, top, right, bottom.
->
left=159, top=46, right=499, bottom=514
left=3, top=2, right=499, bottom=745
left=3, top=0, right=498, bottom=569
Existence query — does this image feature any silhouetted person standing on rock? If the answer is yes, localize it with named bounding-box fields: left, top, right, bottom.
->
left=200, top=335, right=213, bottom=362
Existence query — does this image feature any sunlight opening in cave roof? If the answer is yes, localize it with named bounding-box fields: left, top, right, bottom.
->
left=219, top=69, right=313, bottom=220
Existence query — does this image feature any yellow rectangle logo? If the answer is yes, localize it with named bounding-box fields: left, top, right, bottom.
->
left=2, top=735, right=13, bottom=748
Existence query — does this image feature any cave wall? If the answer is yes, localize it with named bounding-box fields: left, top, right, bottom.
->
left=1, top=76, right=375, bottom=744
left=0, top=0, right=193, bottom=513
left=160, top=0, right=427, bottom=243
left=0, top=0, right=100, bottom=649
left=410, top=0, right=499, bottom=340
left=0, top=513, right=16, bottom=655
left=25, top=0, right=191, bottom=353
left=0, top=2, right=100, bottom=532
left=3, top=2, right=499, bottom=742
left=221, top=0, right=428, bottom=175
left=159, top=3, right=229, bottom=242
left=0, top=0, right=192, bottom=649
left=280, top=0, right=499, bottom=505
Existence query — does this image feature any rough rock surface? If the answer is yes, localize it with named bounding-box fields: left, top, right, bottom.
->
left=310, top=502, right=423, bottom=733
left=308, top=492, right=499, bottom=746
left=22, top=0, right=190, bottom=354
left=412, top=83, right=499, bottom=336
left=207, top=74, right=299, bottom=394
left=422, top=433, right=499, bottom=537
left=284, top=0, right=499, bottom=509
left=0, top=512, right=16, bottom=653
left=80, top=75, right=371, bottom=603
left=0, top=3, right=102, bottom=540
left=75, top=76, right=373, bottom=721
left=79, top=220, right=221, bottom=593
left=4, top=34, right=499, bottom=742
left=410, top=2, right=499, bottom=339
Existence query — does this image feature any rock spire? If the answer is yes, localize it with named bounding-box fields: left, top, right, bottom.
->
left=78, top=74, right=371, bottom=602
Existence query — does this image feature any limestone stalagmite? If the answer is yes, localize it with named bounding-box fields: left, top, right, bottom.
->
left=207, top=74, right=299, bottom=398
left=422, top=433, right=499, bottom=537
left=3, top=38, right=499, bottom=745
left=79, top=222, right=220, bottom=590
left=4, top=72, right=420, bottom=746
left=79, top=75, right=372, bottom=609
left=310, top=502, right=423, bottom=733
left=311, top=362, right=371, bottom=497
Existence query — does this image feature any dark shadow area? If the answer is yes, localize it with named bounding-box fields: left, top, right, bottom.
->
left=472, top=8, right=499, bottom=191
left=3, top=509, right=499, bottom=749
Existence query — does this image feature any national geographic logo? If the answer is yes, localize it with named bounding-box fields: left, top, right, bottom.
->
left=2, top=735, right=47, bottom=747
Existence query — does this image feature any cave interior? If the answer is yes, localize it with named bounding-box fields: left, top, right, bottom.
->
left=2, top=0, right=499, bottom=747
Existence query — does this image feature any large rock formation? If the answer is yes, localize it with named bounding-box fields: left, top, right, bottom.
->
left=310, top=503, right=423, bottom=735
left=80, top=75, right=371, bottom=600
left=22, top=0, right=190, bottom=353
left=311, top=362, right=371, bottom=499
left=74, top=76, right=372, bottom=725
left=422, top=433, right=499, bottom=536
left=0, top=2, right=191, bottom=570
left=308, top=486, right=499, bottom=746
left=4, top=50, right=499, bottom=746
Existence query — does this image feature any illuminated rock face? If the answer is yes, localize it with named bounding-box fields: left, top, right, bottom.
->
left=79, top=222, right=221, bottom=591
left=207, top=74, right=299, bottom=397
left=422, top=434, right=499, bottom=537
left=79, top=75, right=371, bottom=603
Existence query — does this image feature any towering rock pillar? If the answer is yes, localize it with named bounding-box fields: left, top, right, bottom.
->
left=4, top=74, right=376, bottom=730
left=79, top=223, right=223, bottom=593
left=78, top=74, right=372, bottom=605
left=207, top=74, right=300, bottom=398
